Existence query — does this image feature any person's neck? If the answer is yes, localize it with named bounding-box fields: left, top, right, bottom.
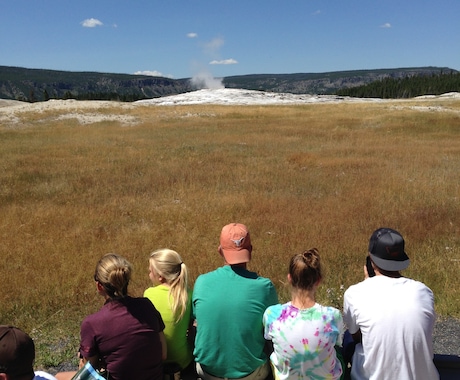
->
left=291, top=288, right=316, bottom=309
left=375, top=269, right=402, bottom=278
left=228, top=262, right=247, bottom=269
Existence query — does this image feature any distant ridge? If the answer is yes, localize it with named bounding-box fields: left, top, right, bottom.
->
left=223, top=67, right=458, bottom=94
left=0, top=65, right=456, bottom=102
left=0, top=65, right=193, bottom=102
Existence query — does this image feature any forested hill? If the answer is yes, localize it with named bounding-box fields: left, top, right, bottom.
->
left=223, top=67, right=457, bottom=95
left=0, top=65, right=457, bottom=102
left=336, top=71, right=460, bottom=98
left=0, top=66, right=193, bottom=102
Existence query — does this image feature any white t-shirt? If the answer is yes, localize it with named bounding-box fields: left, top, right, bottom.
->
left=34, top=371, right=57, bottom=380
left=343, top=275, right=439, bottom=380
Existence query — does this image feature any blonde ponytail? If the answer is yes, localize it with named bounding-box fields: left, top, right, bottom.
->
left=149, top=249, right=189, bottom=322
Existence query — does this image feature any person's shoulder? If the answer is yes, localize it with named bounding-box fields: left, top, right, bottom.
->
left=144, top=285, right=167, bottom=297
left=197, top=267, right=221, bottom=278
left=256, top=274, right=275, bottom=284
left=134, top=295, right=156, bottom=306
left=263, top=303, right=284, bottom=319
left=316, top=303, right=343, bottom=318
left=195, top=267, right=224, bottom=283
left=343, top=278, right=370, bottom=300
left=123, top=295, right=154, bottom=310
left=402, top=276, right=429, bottom=286
left=265, top=302, right=283, bottom=313
left=82, top=304, right=106, bottom=324
left=144, top=286, right=154, bottom=298
left=402, top=277, right=434, bottom=294
left=250, top=275, right=276, bottom=295
left=345, top=277, right=372, bottom=291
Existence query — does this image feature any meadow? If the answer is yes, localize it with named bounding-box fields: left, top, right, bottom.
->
left=1, top=98, right=459, bottom=369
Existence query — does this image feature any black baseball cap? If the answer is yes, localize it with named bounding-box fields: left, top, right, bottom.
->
left=368, top=228, right=410, bottom=271
left=0, top=325, right=35, bottom=380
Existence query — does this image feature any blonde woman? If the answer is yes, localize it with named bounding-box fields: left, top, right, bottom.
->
left=144, top=249, right=194, bottom=375
left=57, top=253, right=167, bottom=380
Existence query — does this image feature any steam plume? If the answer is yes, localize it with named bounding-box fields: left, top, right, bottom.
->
left=190, top=72, right=224, bottom=90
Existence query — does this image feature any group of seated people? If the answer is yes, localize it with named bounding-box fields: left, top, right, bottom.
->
left=1, top=224, right=440, bottom=380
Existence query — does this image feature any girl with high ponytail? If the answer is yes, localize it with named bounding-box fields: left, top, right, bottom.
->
left=263, top=248, right=345, bottom=380
left=144, top=249, right=193, bottom=375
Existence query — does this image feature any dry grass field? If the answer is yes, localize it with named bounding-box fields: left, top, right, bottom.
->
left=1, top=97, right=459, bottom=368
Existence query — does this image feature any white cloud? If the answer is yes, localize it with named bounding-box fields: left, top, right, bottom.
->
left=380, top=22, right=392, bottom=28
left=209, top=59, right=238, bottom=65
left=312, top=10, right=321, bottom=15
left=205, top=37, right=225, bottom=51
left=81, top=18, right=103, bottom=28
left=187, top=32, right=198, bottom=38
left=134, top=70, right=174, bottom=78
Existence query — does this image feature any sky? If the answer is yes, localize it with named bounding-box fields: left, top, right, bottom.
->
left=1, top=0, right=459, bottom=80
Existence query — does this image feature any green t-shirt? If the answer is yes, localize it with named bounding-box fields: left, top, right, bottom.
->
left=192, top=265, right=279, bottom=378
left=144, top=285, right=193, bottom=369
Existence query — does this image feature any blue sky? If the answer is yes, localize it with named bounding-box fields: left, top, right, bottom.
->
left=1, top=0, right=459, bottom=79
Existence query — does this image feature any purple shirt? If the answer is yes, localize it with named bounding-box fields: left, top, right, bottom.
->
left=80, top=296, right=165, bottom=380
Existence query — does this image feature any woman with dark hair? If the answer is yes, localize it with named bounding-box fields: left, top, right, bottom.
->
left=57, top=253, right=166, bottom=380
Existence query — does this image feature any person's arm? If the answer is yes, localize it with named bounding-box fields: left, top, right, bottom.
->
left=343, top=289, right=361, bottom=343
left=148, top=300, right=167, bottom=361
left=351, top=329, right=362, bottom=343
left=269, top=281, right=279, bottom=305
left=79, top=318, right=101, bottom=368
left=82, top=355, right=101, bottom=369
left=159, top=331, right=167, bottom=361
left=262, top=306, right=275, bottom=357
left=54, top=355, right=99, bottom=380
left=263, top=339, right=274, bottom=357
left=187, top=317, right=197, bottom=347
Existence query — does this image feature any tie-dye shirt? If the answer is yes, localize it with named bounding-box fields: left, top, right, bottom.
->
left=263, top=302, right=344, bottom=380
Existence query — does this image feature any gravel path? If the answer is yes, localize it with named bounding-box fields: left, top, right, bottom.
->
left=433, top=317, right=460, bottom=356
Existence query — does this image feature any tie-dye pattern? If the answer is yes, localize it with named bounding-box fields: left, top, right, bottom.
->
left=263, top=302, right=343, bottom=380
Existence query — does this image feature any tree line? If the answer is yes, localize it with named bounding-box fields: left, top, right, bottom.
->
left=336, top=71, right=460, bottom=99
left=20, top=90, right=148, bottom=103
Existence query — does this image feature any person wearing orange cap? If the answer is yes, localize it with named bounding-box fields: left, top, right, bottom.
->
left=0, top=325, right=57, bottom=380
left=192, top=223, right=279, bottom=380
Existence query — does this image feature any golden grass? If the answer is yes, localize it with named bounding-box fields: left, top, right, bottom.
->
left=1, top=99, right=459, bottom=368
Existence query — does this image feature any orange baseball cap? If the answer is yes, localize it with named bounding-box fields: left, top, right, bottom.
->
left=219, top=223, right=252, bottom=264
